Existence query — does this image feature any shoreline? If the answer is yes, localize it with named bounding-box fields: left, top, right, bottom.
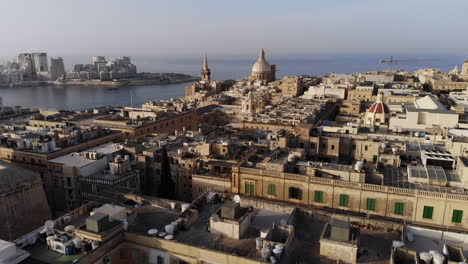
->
left=0, top=75, right=200, bottom=89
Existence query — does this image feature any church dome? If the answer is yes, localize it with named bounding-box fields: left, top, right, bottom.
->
left=368, top=102, right=389, bottom=114
left=368, top=92, right=389, bottom=114
left=251, top=49, right=271, bottom=73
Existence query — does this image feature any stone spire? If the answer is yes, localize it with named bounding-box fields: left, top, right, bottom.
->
left=259, top=48, right=265, bottom=59
left=201, top=54, right=211, bottom=81
left=203, top=55, right=209, bottom=71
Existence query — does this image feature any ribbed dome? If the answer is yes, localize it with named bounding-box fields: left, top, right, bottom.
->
left=368, top=102, right=389, bottom=114
left=368, top=92, right=389, bottom=114
left=251, top=49, right=271, bottom=73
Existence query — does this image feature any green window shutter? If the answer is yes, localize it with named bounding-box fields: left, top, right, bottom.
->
left=339, top=194, right=349, bottom=207
left=245, top=182, right=250, bottom=194
left=394, top=202, right=404, bottom=215
left=250, top=183, right=255, bottom=195
left=267, top=184, right=275, bottom=195
left=314, top=191, right=323, bottom=203
left=366, top=198, right=376, bottom=211
left=423, top=206, right=434, bottom=219
left=452, top=210, right=463, bottom=223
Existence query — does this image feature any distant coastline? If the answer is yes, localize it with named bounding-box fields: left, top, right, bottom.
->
left=0, top=73, right=200, bottom=88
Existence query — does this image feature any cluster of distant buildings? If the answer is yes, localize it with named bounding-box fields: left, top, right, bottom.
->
left=67, top=55, right=137, bottom=81
left=0, top=53, right=138, bottom=86
left=5, top=50, right=468, bottom=263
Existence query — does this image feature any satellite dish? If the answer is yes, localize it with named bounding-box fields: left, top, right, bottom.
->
left=212, top=214, right=220, bottom=222
left=233, top=195, right=241, bottom=203
left=45, top=220, right=55, bottom=230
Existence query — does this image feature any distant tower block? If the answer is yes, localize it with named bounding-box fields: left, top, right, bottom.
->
left=201, top=55, right=211, bottom=81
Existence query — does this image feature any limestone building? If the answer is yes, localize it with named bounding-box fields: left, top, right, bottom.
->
left=389, top=95, right=459, bottom=132
left=250, top=49, right=276, bottom=82
left=0, top=161, right=51, bottom=241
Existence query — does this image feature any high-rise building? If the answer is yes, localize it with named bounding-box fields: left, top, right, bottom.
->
left=49, top=57, right=65, bottom=81
left=15, top=53, right=34, bottom=76
left=15, top=53, right=48, bottom=79
left=92, top=56, right=106, bottom=65
left=32, top=53, right=48, bottom=73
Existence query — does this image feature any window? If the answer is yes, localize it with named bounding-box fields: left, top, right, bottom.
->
left=267, top=184, right=276, bottom=196
left=314, top=191, right=323, bottom=203
left=422, top=206, right=434, bottom=219
left=288, top=187, right=302, bottom=200
left=366, top=198, right=376, bottom=211
left=394, top=202, right=404, bottom=215
left=157, top=256, right=164, bottom=264
left=339, top=194, right=349, bottom=207
left=364, top=145, right=368, bottom=151
left=245, top=182, right=255, bottom=195
left=331, top=145, right=335, bottom=150
left=352, top=145, right=356, bottom=150
left=452, top=209, right=463, bottom=223
left=198, top=187, right=203, bottom=193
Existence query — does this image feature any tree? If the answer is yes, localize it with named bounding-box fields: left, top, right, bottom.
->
left=158, top=146, right=176, bottom=200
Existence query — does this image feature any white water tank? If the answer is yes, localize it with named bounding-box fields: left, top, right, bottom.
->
left=260, top=229, right=269, bottom=238
left=256, top=237, right=263, bottom=249
left=392, top=240, right=404, bottom=249
left=287, top=154, right=296, bottom=163
left=275, top=244, right=284, bottom=251
left=177, top=149, right=183, bottom=155
left=380, top=142, right=387, bottom=149
left=181, top=204, right=190, bottom=212
left=170, top=202, right=176, bottom=210
left=273, top=248, right=282, bottom=258
left=165, top=224, right=175, bottom=235
left=122, top=220, right=128, bottom=231
left=72, top=238, right=82, bottom=249
left=115, top=155, right=122, bottom=162
left=432, top=253, right=445, bottom=264
left=355, top=161, right=364, bottom=171
left=41, top=142, right=49, bottom=152
left=164, top=234, right=173, bottom=240
left=270, top=256, right=278, bottom=264
left=18, top=139, right=25, bottom=149
left=124, top=155, right=129, bottom=161
left=419, top=252, right=432, bottom=264
left=49, top=141, right=56, bottom=151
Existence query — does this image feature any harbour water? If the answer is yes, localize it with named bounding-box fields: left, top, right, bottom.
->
left=0, top=53, right=465, bottom=110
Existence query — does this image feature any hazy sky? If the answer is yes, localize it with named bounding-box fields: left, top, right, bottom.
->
left=1, top=0, right=467, bottom=58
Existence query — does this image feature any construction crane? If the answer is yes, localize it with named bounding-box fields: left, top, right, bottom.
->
left=379, top=56, right=438, bottom=71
